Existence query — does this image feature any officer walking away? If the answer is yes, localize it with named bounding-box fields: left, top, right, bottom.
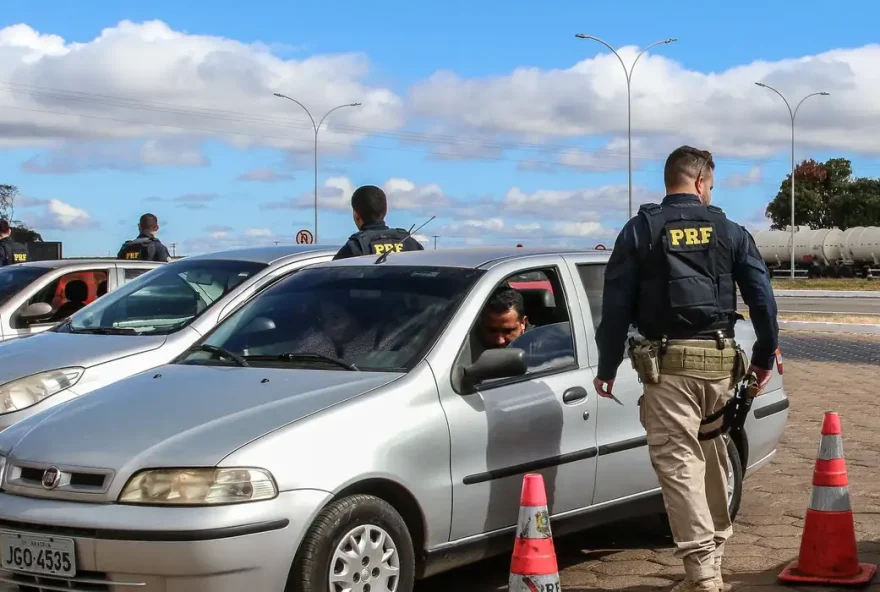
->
left=592, top=146, right=779, bottom=592
left=117, top=213, right=170, bottom=262
left=332, top=185, right=425, bottom=260
left=0, top=220, right=28, bottom=266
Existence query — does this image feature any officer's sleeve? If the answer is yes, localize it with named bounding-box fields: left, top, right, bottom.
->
left=0, top=243, right=9, bottom=266
left=594, top=218, right=641, bottom=381
left=406, top=236, right=425, bottom=251
left=115, top=243, right=126, bottom=260
left=154, top=243, right=170, bottom=262
left=332, top=240, right=359, bottom=260
left=732, top=225, right=779, bottom=370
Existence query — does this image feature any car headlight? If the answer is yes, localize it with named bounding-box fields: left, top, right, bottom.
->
left=118, top=468, right=278, bottom=505
left=0, top=368, right=84, bottom=414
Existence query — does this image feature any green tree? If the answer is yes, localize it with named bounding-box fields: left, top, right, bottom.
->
left=0, top=184, right=43, bottom=242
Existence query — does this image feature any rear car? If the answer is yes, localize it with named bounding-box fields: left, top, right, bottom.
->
left=0, top=245, right=336, bottom=433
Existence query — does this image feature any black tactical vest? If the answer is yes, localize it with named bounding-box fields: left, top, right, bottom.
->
left=118, top=237, right=156, bottom=261
left=635, top=202, right=737, bottom=339
left=8, top=241, right=28, bottom=264
left=354, top=227, right=414, bottom=256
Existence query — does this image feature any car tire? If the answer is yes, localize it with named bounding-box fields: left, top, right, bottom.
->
left=726, top=435, right=744, bottom=522
left=288, top=494, right=415, bottom=592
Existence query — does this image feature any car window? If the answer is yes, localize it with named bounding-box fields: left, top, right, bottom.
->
left=11, top=269, right=109, bottom=328
left=124, top=268, right=150, bottom=282
left=182, top=265, right=485, bottom=372
left=59, top=259, right=267, bottom=336
left=462, top=265, right=576, bottom=381
left=575, top=263, right=606, bottom=330
left=0, top=266, right=52, bottom=307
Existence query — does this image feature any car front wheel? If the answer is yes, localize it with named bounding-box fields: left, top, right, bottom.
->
left=726, top=435, right=744, bottom=521
left=289, top=494, right=415, bottom=592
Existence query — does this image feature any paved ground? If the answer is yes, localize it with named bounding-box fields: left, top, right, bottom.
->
left=418, top=331, right=880, bottom=591
left=739, top=295, right=880, bottom=316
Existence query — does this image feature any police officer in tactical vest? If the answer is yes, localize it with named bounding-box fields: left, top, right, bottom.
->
left=332, top=185, right=425, bottom=260
left=593, top=146, right=779, bottom=592
left=117, top=213, right=170, bottom=262
left=0, top=219, right=29, bottom=266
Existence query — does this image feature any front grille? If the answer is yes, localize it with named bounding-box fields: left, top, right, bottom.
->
left=5, top=462, right=112, bottom=495
left=0, top=568, right=112, bottom=591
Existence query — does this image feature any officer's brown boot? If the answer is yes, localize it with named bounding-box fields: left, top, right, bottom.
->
left=669, top=578, right=720, bottom=592
left=714, top=547, right=732, bottom=591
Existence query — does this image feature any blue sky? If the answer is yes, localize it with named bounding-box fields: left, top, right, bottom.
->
left=2, top=0, right=880, bottom=256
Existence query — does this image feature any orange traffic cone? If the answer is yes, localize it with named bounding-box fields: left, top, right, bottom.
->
left=779, top=412, right=877, bottom=585
left=509, top=473, right=561, bottom=592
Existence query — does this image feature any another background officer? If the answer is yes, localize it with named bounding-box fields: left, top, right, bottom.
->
left=332, top=185, right=424, bottom=260
left=0, top=219, right=28, bottom=266
left=593, top=146, right=779, bottom=592
left=117, top=213, right=170, bottom=262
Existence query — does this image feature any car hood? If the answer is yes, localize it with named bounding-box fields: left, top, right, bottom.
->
left=1, top=364, right=402, bottom=475
left=0, top=331, right=167, bottom=385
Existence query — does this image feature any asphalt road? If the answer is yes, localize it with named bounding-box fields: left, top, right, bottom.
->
left=738, top=295, right=880, bottom=315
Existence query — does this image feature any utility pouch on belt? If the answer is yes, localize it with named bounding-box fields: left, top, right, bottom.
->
left=627, top=335, right=661, bottom=384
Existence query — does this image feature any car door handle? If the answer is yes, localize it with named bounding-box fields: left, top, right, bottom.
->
left=562, top=386, right=588, bottom=404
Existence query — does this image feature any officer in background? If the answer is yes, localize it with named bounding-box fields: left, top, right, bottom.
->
left=117, top=213, right=170, bottom=262
left=593, top=146, right=779, bottom=592
left=0, top=219, right=28, bottom=266
left=332, top=185, right=424, bottom=260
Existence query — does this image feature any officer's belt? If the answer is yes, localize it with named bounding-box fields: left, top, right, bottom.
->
left=658, top=339, right=739, bottom=373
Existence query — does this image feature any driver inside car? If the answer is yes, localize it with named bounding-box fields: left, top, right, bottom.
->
left=478, top=286, right=529, bottom=350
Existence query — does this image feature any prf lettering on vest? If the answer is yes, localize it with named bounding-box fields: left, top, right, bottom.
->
left=124, top=252, right=140, bottom=260
left=13, top=253, right=26, bottom=262
left=372, top=243, right=404, bottom=255
left=669, top=226, right=713, bottom=246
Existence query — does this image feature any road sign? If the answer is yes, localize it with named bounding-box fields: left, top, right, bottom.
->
left=296, top=229, right=314, bottom=245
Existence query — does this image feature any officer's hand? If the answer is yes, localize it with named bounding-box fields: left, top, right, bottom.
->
left=748, top=365, right=772, bottom=394
left=593, top=377, right=615, bottom=398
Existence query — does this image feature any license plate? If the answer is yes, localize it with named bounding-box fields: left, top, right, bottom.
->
left=0, top=531, right=76, bottom=578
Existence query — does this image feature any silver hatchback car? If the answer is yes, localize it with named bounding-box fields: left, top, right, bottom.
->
left=0, top=245, right=335, bottom=432
left=0, top=248, right=788, bottom=592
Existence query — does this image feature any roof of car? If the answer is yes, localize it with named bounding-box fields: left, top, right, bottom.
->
left=315, top=246, right=611, bottom=270
left=181, top=244, right=340, bottom=265
left=11, top=259, right=164, bottom=269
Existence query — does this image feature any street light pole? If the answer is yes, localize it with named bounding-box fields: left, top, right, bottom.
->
left=273, top=93, right=361, bottom=243
left=754, top=83, right=830, bottom=279
left=575, top=34, right=677, bottom=220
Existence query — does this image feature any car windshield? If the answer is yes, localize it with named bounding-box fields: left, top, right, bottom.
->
left=0, top=266, right=53, bottom=306
left=180, top=265, right=485, bottom=371
left=57, top=259, right=267, bottom=336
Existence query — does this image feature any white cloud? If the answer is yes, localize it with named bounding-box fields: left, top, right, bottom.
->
left=245, top=228, right=273, bottom=237
left=409, top=44, right=879, bottom=158
left=20, top=198, right=95, bottom=230
left=721, top=165, right=763, bottom=189
left=236, top=167, right=295, bottom=183
left=501, top=184, right=654, bottom=222
left=19, top=138, right=209, bottom=174
left=0, top=20, right=403, bottom=156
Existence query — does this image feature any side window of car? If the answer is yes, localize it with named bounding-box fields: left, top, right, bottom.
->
left=12, top=269, right=110, bottom=328
left=459, top=265, right=577, bottom=387
left=575, top=263, right=606, bottom=330
left=124, top=268, right=149, bottom=282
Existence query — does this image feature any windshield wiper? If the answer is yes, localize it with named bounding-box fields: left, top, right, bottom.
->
left=243, top=352, right=358, bottom=371
left=68, top=326, right=138, bottom=335
left=192, top=344, right=250, bottom=367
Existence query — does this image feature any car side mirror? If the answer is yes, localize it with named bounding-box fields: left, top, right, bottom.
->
left=241, top=316, right=276, bottom=334
left=18, top=302, right=54, bottom=324
left=462, top=348, right=528, bottom=391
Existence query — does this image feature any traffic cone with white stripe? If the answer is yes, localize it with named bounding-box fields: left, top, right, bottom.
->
left=778, top=411, right=877, bottom=585
left=509, top=473, right=562, bottom=592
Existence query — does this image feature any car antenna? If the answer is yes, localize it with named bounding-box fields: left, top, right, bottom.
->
left=374, top=215, right=435, bottom=264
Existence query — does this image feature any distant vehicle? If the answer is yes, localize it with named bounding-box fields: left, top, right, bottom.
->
left=0, top=247, right=788, bottom=592
left=0, top=245, right=336, bottom=432
left=754, top=225, right=880, bottom=278
left=0, top=258, right=162, bottom=341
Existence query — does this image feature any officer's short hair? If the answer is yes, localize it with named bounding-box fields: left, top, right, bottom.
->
left=483, top=286, right=525, bottom=320
left=664, top=146, right=714, bottom=187
left=351, top=185, right=387, bottom=224
left=139, top=213, right=159, bottom=231
left=0, top=220, right=9, bottom=234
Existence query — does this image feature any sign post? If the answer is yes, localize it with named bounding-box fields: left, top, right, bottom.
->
left=295, top=229, right=314, bottom=245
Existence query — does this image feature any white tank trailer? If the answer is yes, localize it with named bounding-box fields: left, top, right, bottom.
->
left=753, top=226, right=880, bottom=278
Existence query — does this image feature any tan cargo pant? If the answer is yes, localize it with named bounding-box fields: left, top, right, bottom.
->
left=639, top=373, right=734, bottom=585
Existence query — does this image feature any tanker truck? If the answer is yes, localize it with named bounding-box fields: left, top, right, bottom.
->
left=753, top=226, right=880, bottom=278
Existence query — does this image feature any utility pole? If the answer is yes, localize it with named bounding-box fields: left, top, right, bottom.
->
left=273, top=93, right=362, bottom=243
left=170, top=243, right=177, bottom=258
left=575, top=34, right=677, bottom=220
left=432, top=235, right=439, bottom=250
left=754, top=82, right=830, bottom=279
